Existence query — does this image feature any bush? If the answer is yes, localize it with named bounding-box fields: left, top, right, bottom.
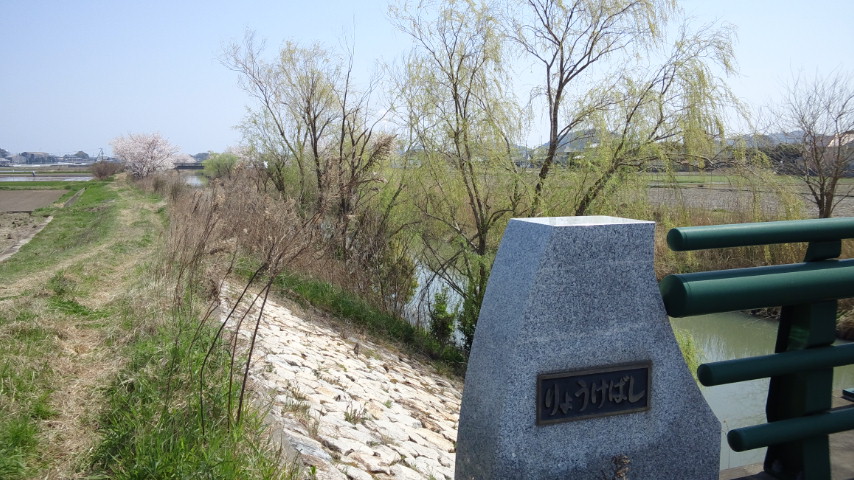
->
left=202, top=152, right=239, bottom=180
left=429, top=289, right=457, bottom=346
left=90, top=161, right=123, bottom=179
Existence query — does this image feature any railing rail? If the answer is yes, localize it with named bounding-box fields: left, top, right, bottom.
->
left=660, top=217, right=854, bottom=480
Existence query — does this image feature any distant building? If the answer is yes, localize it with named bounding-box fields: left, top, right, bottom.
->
left=20, top=152, right=57, bottom=164
left=828, top=130, right=854, bottom=148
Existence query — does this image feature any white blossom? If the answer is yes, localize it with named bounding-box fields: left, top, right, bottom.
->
left=111, top=133, right=179, bottom=178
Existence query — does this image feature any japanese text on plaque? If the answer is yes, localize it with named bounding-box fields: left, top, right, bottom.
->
left=536, top=363, right=650, bottom=425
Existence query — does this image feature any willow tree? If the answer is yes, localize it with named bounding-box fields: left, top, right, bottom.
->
left=507, top=0, right=677, bottom=214
left=505, top=1, right=736, bottom=216
left=225, top=33, right=396, bottom=218
left=568, top=23, right=736, bottom=216
left=391, top=0, right=524, bottom=350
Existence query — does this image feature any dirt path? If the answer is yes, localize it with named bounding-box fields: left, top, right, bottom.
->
left=0, top=182, right=165, bottom=479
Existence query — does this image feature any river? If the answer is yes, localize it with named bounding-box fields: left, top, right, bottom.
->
left=671, top=312, right=854, bottom=469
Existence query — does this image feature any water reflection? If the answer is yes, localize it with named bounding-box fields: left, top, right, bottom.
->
left=671, top=312, right=854, bottom=469
left=183, top=174, right=204, bottom=186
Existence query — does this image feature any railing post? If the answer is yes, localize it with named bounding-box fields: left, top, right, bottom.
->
left=660, top=218, right=854, bottom=480
left=765, top=300, right=836, bottom=478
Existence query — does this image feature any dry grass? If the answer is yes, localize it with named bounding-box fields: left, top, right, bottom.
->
left=837, top=313, right=854, bottom=340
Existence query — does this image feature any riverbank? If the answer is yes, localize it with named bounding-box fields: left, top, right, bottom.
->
left=222, top=284, right=461, bottom=479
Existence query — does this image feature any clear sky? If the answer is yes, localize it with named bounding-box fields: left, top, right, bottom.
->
left=1, top=0, right=852, bottom=156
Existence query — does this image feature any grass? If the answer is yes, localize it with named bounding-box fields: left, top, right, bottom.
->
left=89, top=300, right=293, bottom=479
left=0, top=177, right=295, bottom=479
left=0, top=304, right=56, bottom=479
left=0, top=182, right=116, bottom=280
left=645, top=171, right=854, bottom=187
left=646, top=173, right=735, bottom=184
left=0, top=181, right=118, bottom=478
left=0, top=171, right=91, bottom=176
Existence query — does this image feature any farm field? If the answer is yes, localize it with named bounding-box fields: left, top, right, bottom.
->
left=0, top=189, right=66, bottom=261
left=0, top=189, right=66, bottom=212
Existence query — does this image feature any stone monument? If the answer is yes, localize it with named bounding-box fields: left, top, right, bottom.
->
left=455, top=216, right=720, bottom=479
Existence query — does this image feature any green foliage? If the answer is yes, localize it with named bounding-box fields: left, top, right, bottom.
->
left=202, top=152, right=240, bottom=180
left=0, top=416, right=38, bottom=480
left=673, top=327, right=702, bottom=380
left=85, top=181, right=294, bottom=479
left=429, top=289, right=457, bottom=346
left=392, top=0, right=524, bottom=351
left=90, top=311, right=293, bottom=479
left=47, top=270, right=76, bottom=297
left=92, top=312, right=293, bottom=479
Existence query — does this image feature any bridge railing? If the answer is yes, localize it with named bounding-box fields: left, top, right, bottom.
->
left=659, top=217, right=854, bottom=480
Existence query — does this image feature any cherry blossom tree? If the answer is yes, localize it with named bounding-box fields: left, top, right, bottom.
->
left=111, top=133, right=179, bottom=178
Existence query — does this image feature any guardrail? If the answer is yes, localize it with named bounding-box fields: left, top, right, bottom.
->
left=659, top=218, right=854, bottom=480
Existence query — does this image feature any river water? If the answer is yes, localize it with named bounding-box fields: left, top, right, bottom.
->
left=671, top=312, right=854, bottom=469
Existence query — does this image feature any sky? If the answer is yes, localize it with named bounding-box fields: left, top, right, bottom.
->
left=1, top=0, right=852, bottom=157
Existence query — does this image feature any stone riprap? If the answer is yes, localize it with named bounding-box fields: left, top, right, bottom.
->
left=220, top=286, right=461, bottom=480
left=456, top=216, right=721, bottom=479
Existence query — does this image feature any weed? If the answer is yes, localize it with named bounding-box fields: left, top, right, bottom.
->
left=344, top=403, right=369, bottom=424
left=281, top=398, right=310, bottom=416
left=302, top=413, right=321, bottom=439
left=47, top=270, right=76, bottom=297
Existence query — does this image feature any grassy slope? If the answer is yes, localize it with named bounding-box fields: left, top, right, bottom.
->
left=0, top=180, right=132, bottom=478
left=0, top=179, right=288, bottom=479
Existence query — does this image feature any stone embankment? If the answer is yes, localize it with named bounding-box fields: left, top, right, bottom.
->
left=221, top=286, right=462, bottom=480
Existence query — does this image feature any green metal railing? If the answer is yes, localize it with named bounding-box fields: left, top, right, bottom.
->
left=659, top=217, right=854, bottom=480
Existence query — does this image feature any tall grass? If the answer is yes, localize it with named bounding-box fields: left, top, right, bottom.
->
left=87, top=174, right=300, bottom=479
left=89, top=293, right=293, bottom=479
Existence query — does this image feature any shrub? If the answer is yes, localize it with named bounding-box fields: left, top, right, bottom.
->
left=90, top=161, right=123, bottom=179
left=429, top=289, right=457, bottom=346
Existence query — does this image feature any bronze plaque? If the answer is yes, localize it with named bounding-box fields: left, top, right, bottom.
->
left=536, top=362, right=651, bottom=425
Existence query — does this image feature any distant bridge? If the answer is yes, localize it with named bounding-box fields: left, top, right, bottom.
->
left=174, top=162, right=203, bottom=170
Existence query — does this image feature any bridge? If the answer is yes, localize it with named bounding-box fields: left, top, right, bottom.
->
left=174, top=162, right=203, bottom=170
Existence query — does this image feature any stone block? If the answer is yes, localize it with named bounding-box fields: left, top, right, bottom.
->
left=455, top=216, right=720, bottom=479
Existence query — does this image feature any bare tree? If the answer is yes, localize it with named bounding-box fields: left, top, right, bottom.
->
left=778, top=71, right=854, bottom=218
left=111, top=132, right=179, bottom=178
left=224, top=32, right=393, bottom=220
left=224, top=32, right=413, bottom=314
left=223, top=33, right=338, bottom=208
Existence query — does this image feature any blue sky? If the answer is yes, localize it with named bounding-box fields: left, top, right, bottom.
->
left=1, top=0, right=852, bottom=156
